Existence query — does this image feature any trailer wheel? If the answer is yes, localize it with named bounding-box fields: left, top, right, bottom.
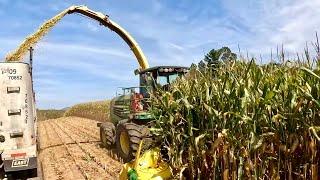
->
left=116, top=122, right=148, bottom=162
left=100, top=122, right=115, bottom=148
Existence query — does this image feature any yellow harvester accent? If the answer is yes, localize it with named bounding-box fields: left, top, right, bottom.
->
left=119, top=140, right=172, bottom=180
left=120, top=131, right=130, bottom=155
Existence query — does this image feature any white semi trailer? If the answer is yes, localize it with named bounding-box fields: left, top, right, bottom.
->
left=0, top=61, right=38, bottom=179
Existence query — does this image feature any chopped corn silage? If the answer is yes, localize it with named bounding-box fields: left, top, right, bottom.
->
left=5, top=9, right=69, bottom=62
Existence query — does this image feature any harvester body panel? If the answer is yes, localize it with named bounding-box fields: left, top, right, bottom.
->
left=110, top=95, right=131, bottom=124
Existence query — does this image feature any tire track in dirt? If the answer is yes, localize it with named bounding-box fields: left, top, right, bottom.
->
left=61, top=118, right=122, bottom=163
left=38, top=117, right=121, bottom=180
left=59, top=119, right=99, bottom=140
left=72, top=118, right=122, bottom=162
left=38, top=122, right=49, bottom=149
left=40, top=121, right=65, bottom=180
left=50, top=120, right=89, bottom=179
left=81, top=143, right=121, bottom=176
left=64, top=118, right=99, bottom=137
left=53, top=119, right=117, bottom=179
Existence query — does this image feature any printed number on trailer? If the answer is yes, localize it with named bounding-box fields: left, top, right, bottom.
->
left=8, top=76, right=22, bottom=80
left=12, top=158, right=29, bottom=167
left=1, top=68, right=17, bottom=74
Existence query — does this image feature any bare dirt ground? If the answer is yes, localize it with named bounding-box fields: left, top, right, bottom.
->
left=38, top=117, right=122, bottom=180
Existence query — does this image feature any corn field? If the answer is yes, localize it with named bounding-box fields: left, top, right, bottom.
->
left=150, top=52, right=320, bottom=179
left=64, top=100, right=110, bottom=122
left=37, top=109, right=65, bottom=121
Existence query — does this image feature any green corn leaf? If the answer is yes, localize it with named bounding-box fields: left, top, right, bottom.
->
left=195, top=134, right=206, bottom=153
left=203, top=103, right=212, bottom=115
left=181, top=98, right=193, bottom=109
left=301, top=67, right=320, bottom=80
left=265, top=90, right=275, bottom=101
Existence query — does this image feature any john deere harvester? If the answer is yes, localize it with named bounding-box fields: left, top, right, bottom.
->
left=66, top=6, right=188, bottom=162
left=104, top=66, right=188, bottom=162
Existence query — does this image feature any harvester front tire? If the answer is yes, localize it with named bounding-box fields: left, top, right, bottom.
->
left=116, top=122, right=147, bottom=162
left=100, top=122, right=116, bottom=148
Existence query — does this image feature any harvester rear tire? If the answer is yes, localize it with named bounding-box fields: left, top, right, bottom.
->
left=100, top=122, right=116, bottom=148
left=116, top=122, right=148, bottom=162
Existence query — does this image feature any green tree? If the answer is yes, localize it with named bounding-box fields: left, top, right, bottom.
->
left=199, top=47, right=237, bottom=69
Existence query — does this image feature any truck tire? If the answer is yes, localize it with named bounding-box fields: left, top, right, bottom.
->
left=100, top=122, right=115, bottom=148
left=116, top=122, right=148, bottom=162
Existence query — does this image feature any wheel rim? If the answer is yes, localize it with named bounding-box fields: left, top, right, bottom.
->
left=120, top=131, right=130, bottom=155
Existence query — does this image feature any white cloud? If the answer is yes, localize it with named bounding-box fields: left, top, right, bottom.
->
left=168, top=43, right=184, bottom=51
left=48, top=2, right=71, bottom=11
left=271, top=0, right=320, bottom=48
left=87, top=22, right=99, bottom=32
left=38, top=42, right=133, bottom=60
left=33, top=42, right=138, bottom=81
left=221, top=0, right=320, bottom=57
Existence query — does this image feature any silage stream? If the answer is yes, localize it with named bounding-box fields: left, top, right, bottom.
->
left=5, top=8, right=69, bottom=62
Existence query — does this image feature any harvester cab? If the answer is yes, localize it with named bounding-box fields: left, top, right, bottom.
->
left=128, top=66, right=189, bottom=120
left=138, top=66, right=189, bottom=96
left=111, top=66, right=189, bottom=122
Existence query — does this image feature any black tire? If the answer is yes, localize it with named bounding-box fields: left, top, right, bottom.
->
left=100, top=122, right=116, bottom=148
left=116, top=122, right=148, bottom=162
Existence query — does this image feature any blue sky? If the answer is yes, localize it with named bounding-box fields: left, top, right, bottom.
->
left=0, top=0, right=319, bottom=109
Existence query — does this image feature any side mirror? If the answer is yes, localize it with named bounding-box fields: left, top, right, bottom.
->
left=134, top=69, right=140, bottom=75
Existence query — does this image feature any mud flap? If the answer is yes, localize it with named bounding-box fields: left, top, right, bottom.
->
left=3, top=157, right=37, bottom=172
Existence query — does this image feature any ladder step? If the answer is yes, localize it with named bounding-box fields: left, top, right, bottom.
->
left=7, top=87, right=20, bottom=94
left=10, top=131, right=23, bottom=138
left=8, top=109, right=21, bottom=116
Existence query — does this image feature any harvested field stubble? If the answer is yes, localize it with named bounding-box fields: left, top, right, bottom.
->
left=151, top=56, right=320, bottom=179
left=38, top=117, right=121, bottom=180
